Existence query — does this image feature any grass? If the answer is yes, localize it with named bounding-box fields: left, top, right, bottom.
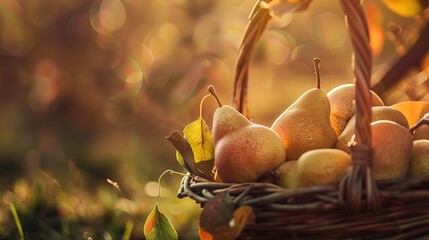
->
left=0, top=165, right=201, bottom=239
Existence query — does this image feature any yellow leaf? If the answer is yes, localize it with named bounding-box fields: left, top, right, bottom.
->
left=382, top=0, right=426, bottom=17
left=183, top=117, right=214, bottom=164
left=391, top=101, right=429, bottom=126
left=175, top=151, right=185, bottom=167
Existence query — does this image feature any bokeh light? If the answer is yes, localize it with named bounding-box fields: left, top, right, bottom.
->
left=308, top=13, right=347, bottom=50
left=90, top=0, right=127, bottom=35
left=264, top=30, right=297, bottom=65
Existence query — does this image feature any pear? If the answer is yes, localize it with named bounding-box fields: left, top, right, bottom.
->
left=271, top=88, right=337, bottom=160
left=414, top=124, right=429, bottom=140
left=335, top=106, right=409, bottom=153
left=275, top=160, right=297, bottom=188
left=272, top=59, right=337, bottom=160
left=371, top=120, right=413, bottom=180
left=328, top=84, right=384, bottom=137
left=213, top=105, right=286, bottom=183
left=413, top=113, right=429, bottom=140
left=407, top=139, right=429, bottom=177
left=293, top=149, right=351, bottom=188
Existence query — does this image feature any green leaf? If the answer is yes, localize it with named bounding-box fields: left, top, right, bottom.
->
left=144, top=205, right=178, bottom=240
left=183, top=116, right=214, bottom=164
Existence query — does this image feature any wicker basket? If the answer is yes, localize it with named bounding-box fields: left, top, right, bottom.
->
left=177, top=0, right=429, bottom=239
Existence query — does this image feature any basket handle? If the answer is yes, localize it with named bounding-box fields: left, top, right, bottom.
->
left=233, top=0, right=312, bottom=119
left=339, top=0, right=380, bottom=213
left=233, top=0, right=273, bottom=119
left=234, top=0, right=380, bottom=213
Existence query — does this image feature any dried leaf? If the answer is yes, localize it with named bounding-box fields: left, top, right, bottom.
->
left=391, top=101, right=429, bottom=126
left=166, top=131, right=213, bottom=179
left=199, top=191, right=254, bottom=240
left=144, top=205, right=178, bottom=240
left=166, top=131, right=196, bottom=174
left=382, top=0, right=428, bottom=17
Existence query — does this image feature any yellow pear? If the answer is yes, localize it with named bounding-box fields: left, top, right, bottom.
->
left=293, top=149, right=351, bottom=188
left=275, top=160, right=297, bottom=188
left=407, top=139, right=429, bottom=177
left=272, top=60, right=336, bottom=161
left=335, top=106, right=409, bottom=153
left=371, top=120, right=413, bottom=180
left=213, top=105, right=286, bottom=183
left=328, top=84, right=384, bottom=137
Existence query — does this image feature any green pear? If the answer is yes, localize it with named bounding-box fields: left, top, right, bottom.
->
left=335, top=106, right=409, bottom=153
left=328, top=84, right=384, bottom=137
left=272, top=88, right=337, bottom=160
left=275, top=160, right=297, bottom=188
left=213, top=105, right=286, bottom=183
left=371, top=120, right=413, bottom=180
left=293, top=149, right=351, bottom=188
left=407, top=139, right=429, bottom=177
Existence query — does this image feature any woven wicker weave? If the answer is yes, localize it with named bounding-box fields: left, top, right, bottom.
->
left=177, top=0, right=429, bottom=239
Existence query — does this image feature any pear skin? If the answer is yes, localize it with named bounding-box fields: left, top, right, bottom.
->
left=413, top=113, right=429, bottom=140
left=294, top=149, right=351, bottom=188
left=335, top=106, right=409, bottom=153
left=275, top=160, right=297, bottom=188
left=212, top=105, right=252, bottom=144
left=272, top=88, right=337, bottom=160
left=371, top=120, right=413, bottom=180
left=407, top=139, right=429, bottom=177
left=213, top=105, right=286, bottom=183
left=328, top=84, right=384, bottom=137
left=414, top=125, right=429, bottom=140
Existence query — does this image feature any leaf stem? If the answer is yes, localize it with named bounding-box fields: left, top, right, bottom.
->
left=409, top=118, right=429, bottom=134
left=200, top=94, right=212, bottom=118
left=313, top=57, right=321, bottom=89
left=157, top=170, right=187, bottom=206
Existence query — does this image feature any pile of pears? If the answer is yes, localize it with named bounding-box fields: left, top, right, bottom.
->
left=211, top=60, right=429, bottom=188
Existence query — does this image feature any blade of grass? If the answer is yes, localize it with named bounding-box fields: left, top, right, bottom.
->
left=122, top=220, right=134, bottom=240
left=9, top=202, right=24, bottom=240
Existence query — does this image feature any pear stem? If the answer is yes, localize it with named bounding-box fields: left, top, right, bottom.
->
left=409, top=118, right=429, bottom=134
left=313, top=57, right=321, bottom=89
left=208, top=85, right=223, bottom=107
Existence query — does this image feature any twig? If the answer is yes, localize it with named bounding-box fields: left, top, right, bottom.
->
left=372, top=22, right=429, bottom=99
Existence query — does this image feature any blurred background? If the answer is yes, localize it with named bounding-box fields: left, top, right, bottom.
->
left=0, top=0, right=427, bottom=239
